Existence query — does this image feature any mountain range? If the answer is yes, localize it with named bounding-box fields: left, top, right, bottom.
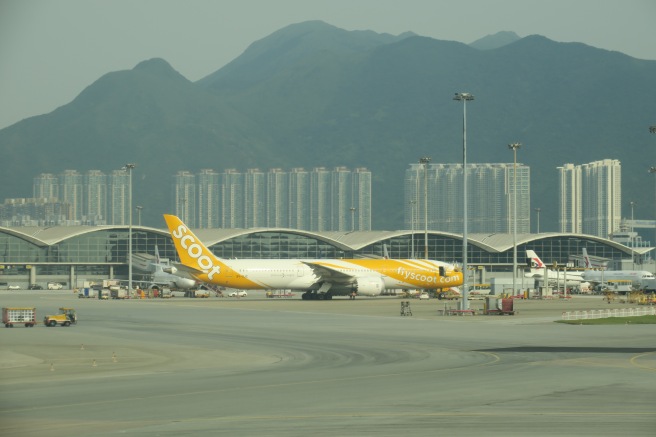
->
left=1, top=20, right=654, bottom=232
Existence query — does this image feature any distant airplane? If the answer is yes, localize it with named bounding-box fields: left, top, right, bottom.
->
left=581, top=248, right=655, bottom=289
left=163, top=214, right=463, bottom=300
left=525, top=250, right=586, bottom=287
left=146, top=246, right=197, bottom=290
left=580, top=247, right=609, bottom=270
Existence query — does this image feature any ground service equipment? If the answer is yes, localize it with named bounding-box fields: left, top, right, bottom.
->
left=3, top=307, right=37, bottom=327
left=43, top=308, right=77, bottom=327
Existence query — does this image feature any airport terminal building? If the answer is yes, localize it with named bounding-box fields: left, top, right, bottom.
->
left=0, top=224, right=652, bottom=289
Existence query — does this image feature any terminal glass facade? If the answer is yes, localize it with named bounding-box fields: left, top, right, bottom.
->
left=209, top=232, right=350, bottom=259
left=0, top=226, right=641, bottom=284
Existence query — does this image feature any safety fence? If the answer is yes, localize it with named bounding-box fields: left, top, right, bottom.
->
left=561, top=307, right=656, bottom=320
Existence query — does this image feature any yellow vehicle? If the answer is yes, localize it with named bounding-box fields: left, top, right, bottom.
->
left=44, top=307, right=77, bottom=327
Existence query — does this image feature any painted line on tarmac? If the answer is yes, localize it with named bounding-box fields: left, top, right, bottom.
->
left=0, top=351, right=501, bottom=414
left=629, top=351, right=656, bottom=372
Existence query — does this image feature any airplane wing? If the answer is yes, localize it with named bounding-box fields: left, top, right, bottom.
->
left=301, top=261, right=358, bottom=286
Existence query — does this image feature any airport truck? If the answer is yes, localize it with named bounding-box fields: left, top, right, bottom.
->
left=3, top=307, right=37, bottom=327
left=43, top=308, right=77, bottom=327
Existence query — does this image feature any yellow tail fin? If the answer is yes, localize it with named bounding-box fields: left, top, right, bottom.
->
left=163, top=214, right=223, bottom=282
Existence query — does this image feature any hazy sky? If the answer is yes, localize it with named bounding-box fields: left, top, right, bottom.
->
left=1, top=0, right=655, bottom=129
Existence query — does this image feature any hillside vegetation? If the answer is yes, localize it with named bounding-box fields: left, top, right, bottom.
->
left=1, top=21, right=654, bottom=230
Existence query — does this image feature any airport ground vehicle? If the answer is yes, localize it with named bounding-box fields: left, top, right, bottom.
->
left=47, top=282, right=63, bottom=290
left=43, top=308, right=77, bottom=327
left=419, top=292, right=430, bottom=300
left=8, top=284, right=21, bottom=290
left=436, top=289, right=461, bottom=300
left=229, top=290, right=248, bottom=297
left=3, top=307, right=37, bottom=327
left=28, top=284, right=43, bottom=290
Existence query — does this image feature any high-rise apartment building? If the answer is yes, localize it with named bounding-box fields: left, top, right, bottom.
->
left=559, top=159, right=621, bottom=238
left=84, top=170, right=107, bottom=225
left=58, top=170, right=84, bottom=223
left=582, top=160, right=622, bottom=238
left=404, top=163, right=530, bottom=234
left=221, top=169, right=244, bottom=228
left=108, top=170, right=129, bottom=225
left=558, top=163, right=582, bottom=233
left=352, top=167, right=372, bottom=231
left=197, top=169, right=219, bottom=229
left=331, top=167, right=352, bottom=231
left=33, top=173, right=59, bottom=200
left=310, top=167, right=332, bottom=232
left=172, top=171, right=197, bottom=227
left=243, top=168, right=266, bottom=228
left=288, top=168, right=310, bottom=230
left=266, top=168, right=287, bottom=227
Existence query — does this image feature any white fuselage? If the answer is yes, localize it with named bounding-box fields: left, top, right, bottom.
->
left=526, top=268, right=584, bottom=287
left=202, top=258, right=461, bottom=295
left=581, top=270, right=655, bottom=288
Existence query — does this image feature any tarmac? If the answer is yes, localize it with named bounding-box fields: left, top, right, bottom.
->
left=1, top=290, right=655, bottom=436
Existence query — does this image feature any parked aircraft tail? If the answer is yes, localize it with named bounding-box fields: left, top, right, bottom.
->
left=582, top=248, right=592, bottom=269
left=526, top=250, right=546, bottom=270
left=163, top=214, right=227, bottom=284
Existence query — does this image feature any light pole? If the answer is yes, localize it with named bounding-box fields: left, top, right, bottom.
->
left=508, top=143, right=522, bottom=296
left=649, top=166, right=656, bottom=273
left=136, top=205, right=143, bottom=226
left=534, top=208, right=541, bottom=233
left=123, top=163, right=136, bottom=293
left=630, top=201, right=637, bottom=269
left=454, top=92, right=474, bottom=308
left=410, top=200, right=416, bottom=258
left=419, top=157, right=431, bottom=259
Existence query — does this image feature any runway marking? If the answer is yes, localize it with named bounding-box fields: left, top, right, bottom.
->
left=0, top=351, right=501, bottom=414
left=629, top=351, right=656, bottom=372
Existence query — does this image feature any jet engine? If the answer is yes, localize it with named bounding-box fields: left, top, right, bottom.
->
left=174, top=277, right=197, bottom=290
left=353, top=276, right=385, bottom=296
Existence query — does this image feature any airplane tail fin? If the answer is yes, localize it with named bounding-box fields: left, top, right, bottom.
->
left=163, top=214, right=224, bottom=283
left=152, top=245, right=163, bottom=272
left=582, top=248, right=592, bottom=269
left=526, top=250, right=545, bottom=270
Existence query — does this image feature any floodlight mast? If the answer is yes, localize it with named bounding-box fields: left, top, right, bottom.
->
left=453, top=92, right=474, bottom=309
left=419, top=157, right=431, bottom=259
left=122, top=163, right=136, bottom=294
left=508, top=143, right=522, bottom=297
left=650, top=125, right=655, bottom=273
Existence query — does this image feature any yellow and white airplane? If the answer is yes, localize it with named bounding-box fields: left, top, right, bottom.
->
left=163, top=214, right=463, bottom=300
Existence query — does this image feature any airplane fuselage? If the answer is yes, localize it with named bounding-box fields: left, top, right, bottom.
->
left=581, top=270, right=655, bottom=288
left=184, top=258, right=461, bottom=295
